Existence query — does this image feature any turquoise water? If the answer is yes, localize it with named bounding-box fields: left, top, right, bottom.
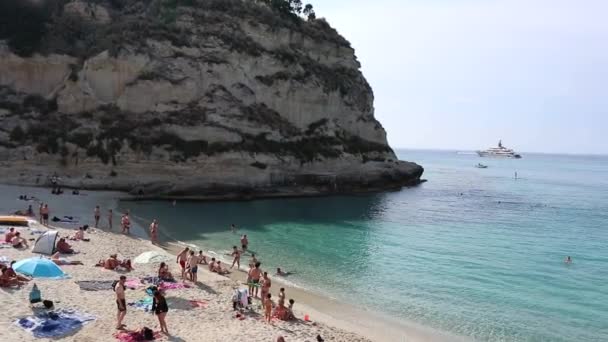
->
left=119, top=150, right=608, bottom=341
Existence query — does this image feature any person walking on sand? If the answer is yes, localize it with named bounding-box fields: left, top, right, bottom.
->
left=108, top=209, right=113, bottom=229
left=176, top=247, right=190, bottom=279
left=94, top=205, right=101, bottom=227
left=152, top=290, right=169, bottom=334
left=230, top=246, right=241, bottom=270
left=114, top=275, right=127, bottom=330
left=241, top=234, right=249, bottom=252
left=150, top=219, right=159, bottom=244
left=186, top=251, right=199, bottom=282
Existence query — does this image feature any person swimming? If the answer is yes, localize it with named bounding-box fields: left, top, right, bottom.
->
left=565, top=256, right=572, bottom=264
left=275, top=268, right=292, bottom=276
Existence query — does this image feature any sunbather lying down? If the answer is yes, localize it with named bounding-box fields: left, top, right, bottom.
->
left=96, top=254, right=133, bottom=271
left=50, top=252, right=83, bottom=265
left=0, top=264, right=28, bottom=287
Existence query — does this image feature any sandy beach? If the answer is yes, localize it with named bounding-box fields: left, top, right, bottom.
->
left=0, top=185, right=457, bottom=342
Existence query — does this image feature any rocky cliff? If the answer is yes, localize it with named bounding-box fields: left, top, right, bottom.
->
left=0, top=0, right=423, bottom=198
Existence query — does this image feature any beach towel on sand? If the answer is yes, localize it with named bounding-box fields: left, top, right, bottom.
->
left=158, top=282, right=190, bottom=290
left=16, top=308, right=95, bottom=338
left=76, top=280, right=141, bottom=291
left=75, top=280, right=115, bottom=291
left=142, top=276, right=175, bottom=284
left=128, top=297, right=153, bottom=312
left=114, top=329, right=161, bottom=342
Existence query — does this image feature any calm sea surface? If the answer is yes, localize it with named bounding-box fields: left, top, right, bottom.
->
left=121, top=150, right=606, bottom=341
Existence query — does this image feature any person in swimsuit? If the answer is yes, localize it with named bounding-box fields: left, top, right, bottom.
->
left=38, top=204, right=43, bottom=224
left=209, top=258, right=216, bottom=272
left=41, top=204, right=50, bottom=226
left=4, top=227, right=15, bottom=243
left=197, top=251, right=207, bottom=265
left=108, top=209, right=113, bottom=230
left=248, top=262, right=261, bottom=298
left=240, top=234, right=248, bottom=251
left=114, top=275, right=127, bottom=330
left=186, top=251, right=199, bottom=282
left=264, top=293, right=273, bottom=323
left=94, top=206, right=100, bottom=227
left=261, top=271, right=271, bottom=301
left=152, top=290, right=169, bottom=334
left=50, top=252, right=83, bottom=265
left=121, top=214, right=130, bottom=234
left=230, top=246, right=241, bottom=270
left=176, top=247, right=189, bottom=279
left=5, top=261, right=31, bottom=282
left=249, top=254, right=258, bottom=268
left=149, top=219, right=159, bottom=244
left=11, top=232, right=28, bottom=249
left=158, top=262, right=174, bottom=281
left=565, top=256, right=572, bottom=264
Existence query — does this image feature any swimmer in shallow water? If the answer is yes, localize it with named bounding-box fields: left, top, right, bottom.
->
left=565, top=256, right=572, bottom=264
left=275, top=268, right=293, bottom=276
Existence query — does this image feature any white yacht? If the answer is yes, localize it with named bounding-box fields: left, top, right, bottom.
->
left=477, top=140, right=521, bottom=158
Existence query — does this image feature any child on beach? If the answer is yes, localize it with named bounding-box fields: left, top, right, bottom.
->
left=264, top=293, right=273, bottom=323
left=198, top=251, right=207, bottom=265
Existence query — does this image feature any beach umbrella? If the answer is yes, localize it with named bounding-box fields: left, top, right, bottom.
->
left=134, top=251, right=170, bottom=264
left=13, top=257, right=66, bottom=278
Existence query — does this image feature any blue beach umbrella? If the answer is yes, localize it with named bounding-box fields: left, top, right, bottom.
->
left=13, top=257, right=67, bottom=278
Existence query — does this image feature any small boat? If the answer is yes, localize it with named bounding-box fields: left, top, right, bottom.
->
left=475, top=163, right=488, bottom=169
left=477, top=140, right=521, bottom=158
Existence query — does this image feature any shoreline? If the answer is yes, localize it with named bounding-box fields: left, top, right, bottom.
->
left=0, top=184, right=460, bottom=342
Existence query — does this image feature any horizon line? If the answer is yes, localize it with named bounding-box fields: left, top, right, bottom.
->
left=393, top=147, right=608, bottom=157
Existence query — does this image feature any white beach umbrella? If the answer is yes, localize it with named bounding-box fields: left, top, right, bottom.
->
left=134, top=251, right=171, bottom=264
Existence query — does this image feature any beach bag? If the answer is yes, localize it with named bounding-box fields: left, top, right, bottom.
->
left=143, top=327, right=154, bottom=340
left=43, top=300, right=54, bottom=309
left=29, top=284, right=41, bottom=304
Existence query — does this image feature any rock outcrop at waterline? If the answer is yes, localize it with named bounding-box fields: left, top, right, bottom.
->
left=0, top=0, right=423, bottom=198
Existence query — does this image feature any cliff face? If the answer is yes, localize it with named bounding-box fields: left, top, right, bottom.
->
left=0, top=0, right=423, bottom=198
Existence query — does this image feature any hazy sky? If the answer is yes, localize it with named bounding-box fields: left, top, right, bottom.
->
left=315, top=0, right=608, bottom=154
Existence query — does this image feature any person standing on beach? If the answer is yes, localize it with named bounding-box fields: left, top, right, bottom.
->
left=150, top=219, right=159, bottom=244
left=241, top=234, right=249, bottom=252
left=94, top=206, right=101, bottom=227
left=108, top=209, right=113, bottom=229
left=186, top=251, right=199, bottom=282
left=264, top=293, right=273, bottom=323
left=230, top=224, right=236, bottom=233
left=41, top=204, right=50, bottom=226
left=230, top=246, right=241, bottom=270
left=248, top=262, right=261, bottom=298
left=261, top=271, right=271, bottom=301
left=114, top=275, right=127, bottom=330
left=121, top=214, right=130, bottom=234
left=38, top=204, right=43, bottom=224
left=152, top=290, right=169, bottom=334
left=176, top=247, right=190, bottom=279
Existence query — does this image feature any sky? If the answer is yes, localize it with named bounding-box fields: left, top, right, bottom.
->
left=315, top=0, right=608, bottom=154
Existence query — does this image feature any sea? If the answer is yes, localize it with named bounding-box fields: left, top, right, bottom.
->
left=3, top=149, right=607, bottom=341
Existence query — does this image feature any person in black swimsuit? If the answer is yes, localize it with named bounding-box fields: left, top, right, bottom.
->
left=152, top=291, right=169, bottom=334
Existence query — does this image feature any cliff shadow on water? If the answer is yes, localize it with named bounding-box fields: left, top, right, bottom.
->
left=121, top=193, right=393, bottom=241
